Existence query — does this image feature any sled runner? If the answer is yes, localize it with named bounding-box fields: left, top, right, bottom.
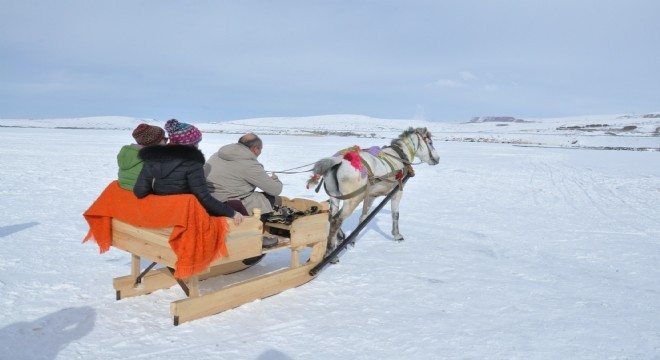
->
left=84, top=182, right=328, bottom=325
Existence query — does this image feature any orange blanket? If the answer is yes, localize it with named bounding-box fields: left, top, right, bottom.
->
left=83, top=181, right=228, bottom=278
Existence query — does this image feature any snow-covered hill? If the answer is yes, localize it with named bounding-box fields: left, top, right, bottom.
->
left=1, top=113, right=659, bottom=150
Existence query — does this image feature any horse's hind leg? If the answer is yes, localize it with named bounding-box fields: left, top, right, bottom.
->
left=326, top=197, right=362, bottom=254
left=328, top=212, right=343, bottom=253
left=326, top=198, right=342, bottom=252
left=390, top=190, right=404, bottom=241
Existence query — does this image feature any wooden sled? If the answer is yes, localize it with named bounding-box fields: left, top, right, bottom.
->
left=110, top=197, right=328, bottom=325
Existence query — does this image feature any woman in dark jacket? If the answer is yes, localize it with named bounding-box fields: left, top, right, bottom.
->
left=134, top=119, right=243, bottom=226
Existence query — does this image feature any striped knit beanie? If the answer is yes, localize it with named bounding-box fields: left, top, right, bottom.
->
left=132, top=123, right=165, bottom=146
left=164, top=119, right=202, bottom=145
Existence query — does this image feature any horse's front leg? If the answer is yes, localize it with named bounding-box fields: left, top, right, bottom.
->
left=359, top=195, right=375, bottom=224
left=390, top=190, right=404, bottom=241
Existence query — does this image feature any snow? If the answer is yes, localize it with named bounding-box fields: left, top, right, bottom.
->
left=0, top=114, right=659, bottom=359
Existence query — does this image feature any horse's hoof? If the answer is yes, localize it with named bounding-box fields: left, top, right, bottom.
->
left=394, top=236, right=404, bottom=242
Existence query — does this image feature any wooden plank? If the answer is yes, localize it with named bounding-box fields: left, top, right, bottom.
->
left=289, top=213, right=329, bottom=247
left=187, top=276, right=200, bottom=298
left=291, top=247, right=302, bottom=268
left=112, top=217, right=264, bottom=270
left=113, top=267, right=176, bottom=299
left=205, top=261, right=254, bottom=277
left=264, top=222, right=292, bottom=231
left=209, top=217, right=263, bottom=265
left=226, top=214, right=262, bottom=234
left=131, top=254, right=140, bottom=278
left=279, top=197, right=328, bottom=213
left=112, top=229, right=178, bottom=267
left=170, top=262, right=318, bottom=325
left=112, top=219, right=173, bottom=247
left=307, top=241, right=327, bottom=264
left=170, top=231, right=328, bottom=324
left=113, top=260, right=256, bottom=299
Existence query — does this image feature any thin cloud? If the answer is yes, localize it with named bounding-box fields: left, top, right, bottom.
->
left=460, top=71, right=476, bottom=80
left=431, top=79, right=467, bottom=88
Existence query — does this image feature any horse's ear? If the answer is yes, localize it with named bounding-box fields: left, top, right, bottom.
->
left=421, top=127, right=432, bottom=140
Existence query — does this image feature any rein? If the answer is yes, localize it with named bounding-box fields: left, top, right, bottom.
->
left=266, top=162, right=316, bottom=174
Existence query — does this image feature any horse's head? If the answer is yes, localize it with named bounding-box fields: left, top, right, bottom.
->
left=412, top=127, right=440, bottom=165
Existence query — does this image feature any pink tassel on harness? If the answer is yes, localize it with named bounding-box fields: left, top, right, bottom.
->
left=343, top=151, right=362, bottom=172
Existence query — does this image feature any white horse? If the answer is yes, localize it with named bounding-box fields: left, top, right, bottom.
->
left=308, top=127, right=440, bottom=253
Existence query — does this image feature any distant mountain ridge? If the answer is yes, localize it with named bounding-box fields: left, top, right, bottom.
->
left=468, top=116, right=532, bottom=123
left=1, top=113, right=658, bottom=150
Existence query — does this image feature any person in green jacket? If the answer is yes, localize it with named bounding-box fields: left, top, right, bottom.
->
left=117, top=123, right=166, bottom=190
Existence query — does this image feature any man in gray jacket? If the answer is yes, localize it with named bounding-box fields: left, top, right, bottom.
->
left=204, top=133, right=283, bottom=217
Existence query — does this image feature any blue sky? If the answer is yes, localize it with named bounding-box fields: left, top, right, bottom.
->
left=1, top=0, right=658, bottom=122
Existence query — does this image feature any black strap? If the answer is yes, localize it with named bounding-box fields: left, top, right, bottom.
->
left=167, top=267, right=190, bottom=297
left=387, top=144, right=410, bottom=164
left=314, top=177, right=324, bottom=193
left=134, top=261, right=158, bottom=285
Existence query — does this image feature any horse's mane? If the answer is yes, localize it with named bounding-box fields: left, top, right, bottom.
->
left=390, top=127, right=432, bottom=146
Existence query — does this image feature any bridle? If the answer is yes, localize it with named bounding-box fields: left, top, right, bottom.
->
left=387, top=129, right=434, bottom=166
left=415, top=130, right=436, bottom=163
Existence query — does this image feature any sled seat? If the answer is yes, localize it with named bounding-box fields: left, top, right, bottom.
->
left=105, top=196, right=329, bottom=325
left=110, top=211, right=264, bottom=301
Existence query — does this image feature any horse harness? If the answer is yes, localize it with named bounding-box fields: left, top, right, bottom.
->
left=318, top=134, right=422, bottom=202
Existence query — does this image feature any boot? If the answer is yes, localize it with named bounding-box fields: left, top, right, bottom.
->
left=262, top=235, right=279, bottom=248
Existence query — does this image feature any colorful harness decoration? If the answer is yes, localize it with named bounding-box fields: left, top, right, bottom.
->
left=307, top=128, right=431, bottom=199
left=309, top=141, right=409, bottom=185
left=334, top=145, right=386, bottom=179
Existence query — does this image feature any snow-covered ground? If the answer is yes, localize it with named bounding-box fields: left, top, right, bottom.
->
left=0, top=114, right=659, bottom=359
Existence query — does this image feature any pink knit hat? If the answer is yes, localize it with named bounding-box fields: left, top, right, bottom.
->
left=164, top=119, right=202, bottom=145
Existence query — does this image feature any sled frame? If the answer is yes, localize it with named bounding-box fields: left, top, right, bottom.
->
left=110, top=197, right=329, bottom=325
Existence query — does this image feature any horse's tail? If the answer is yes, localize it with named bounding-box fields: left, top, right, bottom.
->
left=306, top=157, right=342, bottom=190
left=313, top=157, right=342, bottom=175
